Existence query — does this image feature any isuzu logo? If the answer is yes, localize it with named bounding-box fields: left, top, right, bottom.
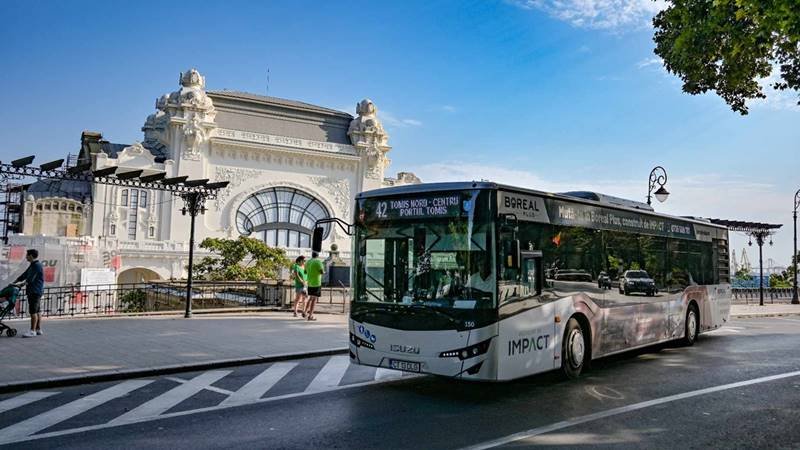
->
left=390, top=344, right=420, bottom=354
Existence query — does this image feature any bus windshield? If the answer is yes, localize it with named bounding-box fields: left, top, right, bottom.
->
left=353, top=191, right=495, bottom=310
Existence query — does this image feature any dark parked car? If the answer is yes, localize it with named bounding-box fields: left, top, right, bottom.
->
left=553, top=269, right=592, bottom=282
left=619, top=270, right=656, bottom=296
left=598, top=271, right=612, bottom=289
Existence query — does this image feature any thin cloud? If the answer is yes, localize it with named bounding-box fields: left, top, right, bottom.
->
left=440, top=105, right=457, bottom=113
left=381, top=111, right=423, bottom=128
left=595, top=75, right=624, bottom=81
left=509, top=0, right=667, bottom=31
left=637, top=57, right=662, bottom=69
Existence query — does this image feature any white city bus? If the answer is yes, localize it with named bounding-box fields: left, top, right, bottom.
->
left=316, top=182, right=731, bottom=381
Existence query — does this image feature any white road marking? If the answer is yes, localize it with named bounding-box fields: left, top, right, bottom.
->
left=0, top=380, right=152, bottom=445
left=0, top=391, right=59, bottom=414
left=221, top=363, right=298, bottom=406
left=374, top=368, right=403, bottom=381
left=109, top=371, right=231, bottom=425
left=305, top=356, right=350, bottom=393
left=165, top=377, right=234, bottom=396
left=459, top=369, right=800, bottom=450
left=2, top=374, right=416, bottom=445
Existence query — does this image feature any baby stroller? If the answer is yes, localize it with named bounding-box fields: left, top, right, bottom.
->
left=0, top=285, right=20, bottom=337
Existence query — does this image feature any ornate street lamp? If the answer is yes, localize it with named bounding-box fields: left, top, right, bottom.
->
left=711, top=219, right=782, bottom=307
left=647, top=166, right=669, bottom=206
left=793, top=189, right=800, bottom=304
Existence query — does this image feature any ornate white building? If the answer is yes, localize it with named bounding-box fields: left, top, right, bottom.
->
left=13, top=69, right=419, bottom=284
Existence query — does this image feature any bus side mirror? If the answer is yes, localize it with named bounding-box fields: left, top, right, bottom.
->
left=505, top=240, right=521, bottom=269
left=312, top=227, right=324, bottom=253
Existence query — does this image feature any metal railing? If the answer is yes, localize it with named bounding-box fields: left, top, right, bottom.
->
left=1, top=281, right=350, bottom=319
left=732, top=287, right=796, bottom=304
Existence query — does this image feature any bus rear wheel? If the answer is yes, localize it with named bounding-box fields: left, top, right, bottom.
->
left=682, top=305, right=699, bottom=346
left=561, top=318, right=587, bottom=379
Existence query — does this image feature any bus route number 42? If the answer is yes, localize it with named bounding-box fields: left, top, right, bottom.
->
left=375, top=201, right=388, bottom=218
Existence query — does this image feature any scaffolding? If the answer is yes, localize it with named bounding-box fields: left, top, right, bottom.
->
left=0, top=180, right=24, bottom=244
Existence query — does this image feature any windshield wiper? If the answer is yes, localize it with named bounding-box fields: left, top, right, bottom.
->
left=409, top=303, right=459, bottom=323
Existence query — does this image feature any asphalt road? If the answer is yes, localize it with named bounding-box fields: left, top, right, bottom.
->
left=1, top=317, right=799, bottom=449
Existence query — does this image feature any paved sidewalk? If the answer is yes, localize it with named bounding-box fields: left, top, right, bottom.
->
left=731, top=303, right=800, bottom=318
left=0, top=312, right=348, bottom=390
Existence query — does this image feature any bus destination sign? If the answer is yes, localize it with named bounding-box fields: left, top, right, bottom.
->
left=365, top=194, right=464, bottom=220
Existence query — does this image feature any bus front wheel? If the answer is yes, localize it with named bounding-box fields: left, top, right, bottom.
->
left=561, top=318, right=587, bottom=379
left=682, top=304, right=699, bottom=346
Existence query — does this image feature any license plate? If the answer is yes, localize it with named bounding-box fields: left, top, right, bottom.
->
left=389, top=359, right=421, bottom=373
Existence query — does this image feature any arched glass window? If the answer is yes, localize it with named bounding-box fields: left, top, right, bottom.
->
left=236, top=187, right=330, bottom=248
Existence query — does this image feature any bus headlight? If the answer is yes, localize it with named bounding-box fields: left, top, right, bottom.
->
left=439, top=338, right=492, bottom=360
left=350, top=333, right=374, bottom=349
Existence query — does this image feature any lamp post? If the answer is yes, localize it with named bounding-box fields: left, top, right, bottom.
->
left=749, top=230, right=774, bottom=307
left=793, top=189, right=800, bottom=304
left=647, top=166, right=669, bottom=206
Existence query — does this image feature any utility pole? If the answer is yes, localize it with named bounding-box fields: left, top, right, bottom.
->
left=793, top=189, right=799, bottom=304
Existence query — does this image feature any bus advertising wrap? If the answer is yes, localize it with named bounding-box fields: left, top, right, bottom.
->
left=497, top=190, right=713, bottom=241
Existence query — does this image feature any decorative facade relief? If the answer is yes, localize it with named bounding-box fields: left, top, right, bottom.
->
left=125, top=142, right=146, bottom=156
left=348, top=99, right=391, bottom=180
left=311, top=176, right=351, bottom=217
left=142, top=96, right=170, bottom=152
left=213, top=167, right=262, bottom=211
left=383, top=171, right=422, bottom=187
left=182, top=114, right=207, bottom=160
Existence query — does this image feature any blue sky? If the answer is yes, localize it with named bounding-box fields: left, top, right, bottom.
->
left=1, top=0, right=798, bottom=266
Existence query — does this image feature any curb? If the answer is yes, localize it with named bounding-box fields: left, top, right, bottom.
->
left=0, top=347, right=349, bottom=395
left=0, top=306, right=348, bottom=322
left=732, top=312, right=800, bottom=319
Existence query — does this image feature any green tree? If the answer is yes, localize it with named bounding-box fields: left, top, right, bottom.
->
left=770, top=272, right=791, bottom=288
left=787, top=252, right=799, bottom=281
left=734, top=267, right=753, bottom=280
left=653, top=0, right=800, bottom=114
left=194, top=237, right=290, bottom=281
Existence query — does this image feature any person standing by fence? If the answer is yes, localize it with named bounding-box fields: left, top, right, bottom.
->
left=15, top=249, right=44, bottom=338
left=291, top=256, right=308, bottom=317
left=304, top=252, right=325, bottom=321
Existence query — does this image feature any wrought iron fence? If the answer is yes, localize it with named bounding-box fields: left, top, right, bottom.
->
left=732, top=287, right=796, bottom=304
left=0, top=281, right=348, bottom=319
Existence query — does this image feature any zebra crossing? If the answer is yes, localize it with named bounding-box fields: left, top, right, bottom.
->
left=0, top=355, right=417, bottom=446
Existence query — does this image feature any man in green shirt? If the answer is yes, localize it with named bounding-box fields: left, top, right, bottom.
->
left=304, top=252, right=325, bottom=321
left=290, top=256, right=307, bottom=318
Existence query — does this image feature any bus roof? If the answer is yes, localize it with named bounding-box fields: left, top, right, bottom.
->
left=358, top=181, right=729, bottom=232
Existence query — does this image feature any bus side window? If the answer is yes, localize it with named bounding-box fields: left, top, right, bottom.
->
left=499, top=250, right=542, bottom=304
left=524, top=258, right=536, bottom=296
left=523, top=256, right=542, bottom=296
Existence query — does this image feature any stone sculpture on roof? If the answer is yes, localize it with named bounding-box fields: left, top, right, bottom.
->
left=142, top=68, right=217, bottom=161
left=348, top=99, right=391, bottom=180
